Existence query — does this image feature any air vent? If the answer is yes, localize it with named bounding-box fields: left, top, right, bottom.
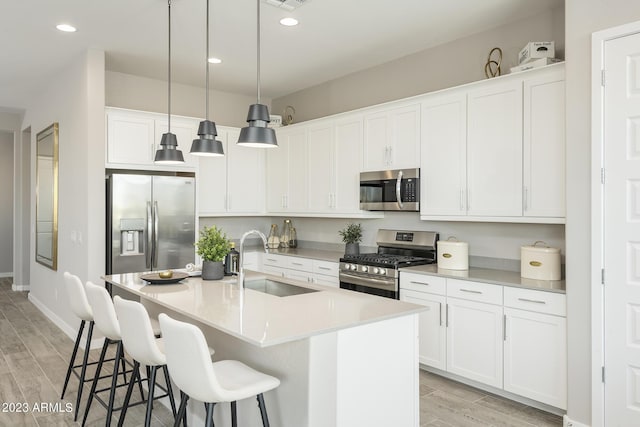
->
left=264, top=0, right=309, bottom=11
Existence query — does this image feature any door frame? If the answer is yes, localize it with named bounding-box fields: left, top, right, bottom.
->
left=591, top=19, right=640, bottom=427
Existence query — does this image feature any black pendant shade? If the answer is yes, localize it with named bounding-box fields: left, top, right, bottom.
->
left=155, top=132, right=185, bottom=164
left=190, top=119, right=224, bottom=156
left=238, top=104, right=277, bottom=147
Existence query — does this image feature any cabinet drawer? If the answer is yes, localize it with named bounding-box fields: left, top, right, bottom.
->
left=504, top=287, right=566, bottom=316
left=400, top=272, right=446, bottom=295
left=286, top=257, right=313, bottom=272
left=262, top=265, right=286, bottom=278
left=447, top=279, right=502, bottom=305
left=313, top=260, right=339, bottom=277
left=262, top=254, right=287, bottom=267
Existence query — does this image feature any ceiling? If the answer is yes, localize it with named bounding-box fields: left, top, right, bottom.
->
left=0, top=0, right=561, bottom=110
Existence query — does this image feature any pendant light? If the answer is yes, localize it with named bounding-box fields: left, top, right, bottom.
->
left=237, top=0, right=278, bottom=148
left=155, top=0, right=185, bottom=164
left=190, top=0, right=224, bottom=156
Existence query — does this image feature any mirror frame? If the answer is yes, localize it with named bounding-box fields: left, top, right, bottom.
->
left=35, top=123, right=59, bottom=270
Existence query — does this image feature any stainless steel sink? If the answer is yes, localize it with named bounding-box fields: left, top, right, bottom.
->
left=244, top=279, right=319, bottom=297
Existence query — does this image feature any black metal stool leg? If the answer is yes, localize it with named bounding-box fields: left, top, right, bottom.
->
left=117, top=359, right=140, bottom=427
left=257, top=394, right=271, bottom=427
left=231, top=401, right=237, bottom=427
left=105, top=341, right=123, bottom=427
left=204, top=402, right=216, bottom=427
left=144, top=366, right=158, bottom=427
left=162, top=364, right=177, bottom=416
left=74, top=320, right=94, bottom=421
left=61, top=320, right=85, bottom=399
left=81, top=338, right=109, bottom=426
left=173, top=392, right=189, bottom=427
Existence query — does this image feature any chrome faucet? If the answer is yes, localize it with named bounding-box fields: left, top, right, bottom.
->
left=238, top=229, right=268, bottom=288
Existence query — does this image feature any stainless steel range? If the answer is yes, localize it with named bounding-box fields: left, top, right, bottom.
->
left=339, top=229, right=438, bottom=299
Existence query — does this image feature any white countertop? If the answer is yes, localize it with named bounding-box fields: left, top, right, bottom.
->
left=103, top=271, right=424, bottom=347
left=399, top=264, right=566, bottom=293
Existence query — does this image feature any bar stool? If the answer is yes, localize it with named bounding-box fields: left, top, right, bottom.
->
left=159, top=313, right=281, bottom=427
left=113, top=296, right=177, bottom=427
left=82, top=281, right=144, bottom=426
left=61, top=272, right=98, bottom=421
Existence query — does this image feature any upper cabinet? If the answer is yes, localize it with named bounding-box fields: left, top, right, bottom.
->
left=420, top=64, right=565, bottom=224
left=106, top=107, right=198, bottom=171
left=198, top=127, right=265, bottom=216
left=363, top=103, right=420, bottom=171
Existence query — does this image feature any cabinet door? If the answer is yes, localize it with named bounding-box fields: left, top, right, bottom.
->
left=467, top=81, right=523, bottom=217
left=312, top=274, right=339, bottom=288
left=446, top=297, right=503, bottom=388
left=284, top=269, right=312, bottom=283
left=197, top=138, right=228, bottom=214
left=226, top=128, right=264, bottom=213
left=421, top=93, right=467, bottom=216
left=401, top=289, right=446, bottom=370
left=389, top=104, right=420, bottom=169
left=107, top=112, right=155, bottom=165
left=155, top=118, right=199, bottom=168
left=287, top=129, right=309, bottom=212
left=266, top=131, right=290, bottom=212
left=503, top=308, right=567, bottom=409
left=363, top=111, right=390, bottom=171
left=523, top=71, right=566, bottom=219
left=334, top=116, right=363, bottom=212
left=307, top=122, right=334, bottom=212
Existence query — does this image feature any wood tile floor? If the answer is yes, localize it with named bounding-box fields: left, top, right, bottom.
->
left=0, top=277, right=562, bottom=426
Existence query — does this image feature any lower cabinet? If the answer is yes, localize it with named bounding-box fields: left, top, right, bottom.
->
left=399, top=271, right=567, bottom=410
left=259, top=253, right=339, bottom=288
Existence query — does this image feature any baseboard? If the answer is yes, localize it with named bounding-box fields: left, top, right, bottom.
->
left=0, top=272, right=13, bottom=278
left=12, top=283, right=30, bottom=291
left=28, top=293, right=104, bottom=350
left=563, top=415, right=590, bottom=427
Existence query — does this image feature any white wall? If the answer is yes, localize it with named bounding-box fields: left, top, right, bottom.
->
left=565, top=1, right=640, bottom=424
left=20, top=49, right=105, bottom=333
left=0, top=131, right=13, bottom=274
left=106, top=71, right=270, bottom=128
left=273, top=7, right=565, bottom=122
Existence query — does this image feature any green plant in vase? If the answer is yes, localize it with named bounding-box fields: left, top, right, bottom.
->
left=338, top=223, right=363, bottom=256
left=196, top=226, right=232, bottom=280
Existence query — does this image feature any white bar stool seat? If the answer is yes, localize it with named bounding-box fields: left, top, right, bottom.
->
left=159, top=313, right=280, bottom=427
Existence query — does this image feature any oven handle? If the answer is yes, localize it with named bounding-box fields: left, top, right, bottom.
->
left=396, top=170, right=404, bottom=209
left=339, top=272, right=396, bottom=291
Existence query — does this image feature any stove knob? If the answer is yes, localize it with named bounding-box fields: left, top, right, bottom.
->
left=343, top=264, right=350, bottom=270
left=378, top=268, right=386, bottom=275
left=372, top=267, right=379, bottom=274
left=350, top=264, right=358, bottom=270
left=361, top=266, right=368, bottom=273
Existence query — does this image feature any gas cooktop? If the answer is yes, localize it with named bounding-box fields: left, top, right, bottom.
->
left=340, top=253, right=434, bottom=268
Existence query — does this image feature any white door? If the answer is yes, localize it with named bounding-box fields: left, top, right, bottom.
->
left=363, top=111, right=390, bottom=170
left=603, top=31, right=640, bottom=426
left=287, top=128, right=309, bottom=212
left=266, top=130, right=290, bottom=212
left=389, top=104, right=421, bottom=169
left=334, top=116, right=363, bottom=212
left=401, top=289, right=446, bottom=370
left=197, top=137, right=227, bottom=214
left=307, top=122, right=334, bottom=212
left=106, top=112, right=155, bottom=165
left=226, top=129, right=264, bottom=214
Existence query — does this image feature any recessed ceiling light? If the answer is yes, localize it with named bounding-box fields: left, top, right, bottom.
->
left=56, top=24, right=77, bottom=33
left=279, top=17, right=299, bottom=26
left=208, top=57, right=222, bottom=64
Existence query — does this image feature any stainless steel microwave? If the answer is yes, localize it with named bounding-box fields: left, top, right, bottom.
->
left=359, top=168, right=420, bottom=211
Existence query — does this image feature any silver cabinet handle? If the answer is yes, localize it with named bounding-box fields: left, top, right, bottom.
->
left=318, top=266, right=331, bottom=271
left=460, top=288, right=482, bottom=294
left=266, top=258, right=278, bottom=262
left=410, top=280, right=430, bottom=286
left=517, top=297, right=546, bottom=304
left=146, top=201, right=152, bottom=269
left=439, top=302, right=442, bottom=326
left=292, top=262, right=304, bottom=266
left=503, top=314, right=507, bottom=341
left=445, top=304, right=449, bottom=327
left=396, top=170, right=404, bottom=209
left=523, top=186, right=528, bottom=212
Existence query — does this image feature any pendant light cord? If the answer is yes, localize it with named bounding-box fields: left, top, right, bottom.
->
left=168, top=0, right=172, bottom=132
left=205, top=0, right=210, bottom=120
left=256, top=0, right=261, bottom=104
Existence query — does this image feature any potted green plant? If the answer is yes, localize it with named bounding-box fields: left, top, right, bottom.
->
left=338, top=223, right=363, bottom=255
left=195, top=226, right=232, bottom=280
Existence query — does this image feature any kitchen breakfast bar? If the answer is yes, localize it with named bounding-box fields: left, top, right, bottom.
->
left=103, top=271, right=425, bottom=427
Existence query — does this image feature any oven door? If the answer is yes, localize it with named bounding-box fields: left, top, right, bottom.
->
left=339, top=271, right=398, bottom=299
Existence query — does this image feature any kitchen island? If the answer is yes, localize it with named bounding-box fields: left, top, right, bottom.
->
left=103, top=271, right=425, bottom=427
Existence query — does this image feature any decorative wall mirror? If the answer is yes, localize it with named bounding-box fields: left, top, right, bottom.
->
left=36, top=123, right=59, bottom=270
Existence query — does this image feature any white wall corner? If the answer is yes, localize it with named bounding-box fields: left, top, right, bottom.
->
left=564, top=414, right=590, bottom=427
left=28, top=292, right=104, bottom=350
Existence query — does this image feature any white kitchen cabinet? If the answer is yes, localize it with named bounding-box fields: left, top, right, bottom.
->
left=266, top=130, right=291, bottom=212
left=198, top=127, right=265, bottom=215
left=466, top=80, right=523, bottom=217
left=503, top=288, right=567, bottom=409
left=420, top=91, right=467, bottom=216
left=523, top=68, right=566, bottom=219
left=266, top=127, right=308, bottom=212
left=363, top=103, right=420, bottom=171
left=257, top=253, right=339, bottom=288
left=307, top=121, right=334, bottom=212
left=333, top=116, right=364, bottom=212
left=105, top=107, right=197, bottom=171
left=401, top=288, right=446, bottom=370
